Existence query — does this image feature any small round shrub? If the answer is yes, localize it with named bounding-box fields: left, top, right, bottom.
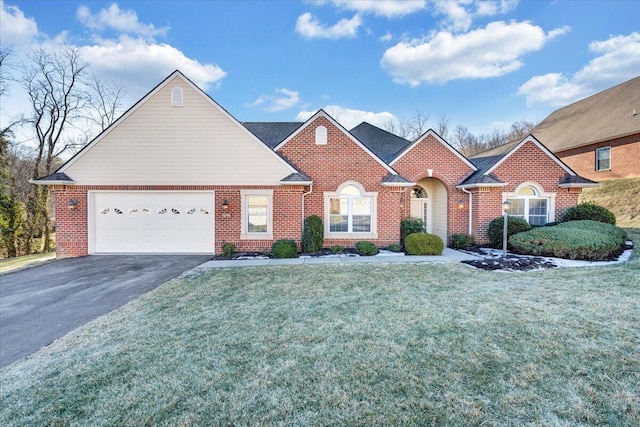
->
left=221, top=242, right=236, bottom=258
left=355, top=241, right=378, bottom=256
left=302, top=215, right=324, bottom=253
left=562, top=202, right=616, bottom=225
left=400, top=217, right=425, bottom=244
left=450, top=233, right=474, bottom=249
left=405, top=233, right=444, bottom=255
left=330, top=245, right=345, bottom=254
left=386, top=243, right=403, bottom=252
left=487, top=216, right=532, bottom=248
left=271, top=239, right=297, bottom=258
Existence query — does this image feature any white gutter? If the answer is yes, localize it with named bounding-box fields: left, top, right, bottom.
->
left=461, top=187, right=473, bottom=235
left=301, top=184, right=313, bottom=236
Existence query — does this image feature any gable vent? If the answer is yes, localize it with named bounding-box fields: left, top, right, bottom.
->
left=315, top=125, right=327, bottom=145
left=171, top=87, right=184, bottom=107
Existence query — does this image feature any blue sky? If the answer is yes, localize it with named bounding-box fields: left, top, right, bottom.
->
left=1, top=0, right=639, bottom=143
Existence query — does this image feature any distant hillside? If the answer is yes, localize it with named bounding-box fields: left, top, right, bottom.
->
left=579, top=177, right=640, bottom=228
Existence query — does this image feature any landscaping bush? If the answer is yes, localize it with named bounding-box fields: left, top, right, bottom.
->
left=451, top=233, right=474, bottom=250
left=562, top=202, right=616, bottom=225
left=487, top=216, right=532, bottom=248
left=221, top=242, right=236, bottom=258
left=330, top=245, right=345, bottom=254
left=355, top=241, right=378, bottom=256
left=302, top=215, right=324, bottom=253
left=405, top=233, right=444, bottom=255
left=386, top=243, right=403, bottom=252
left=271, top=239, right=298, bottom=258
left=400, top=217, right=425, bottom=245
left=509, top=220, right=627, bottom=260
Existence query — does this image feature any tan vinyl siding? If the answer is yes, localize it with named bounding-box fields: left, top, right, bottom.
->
left=64, top=75, right=292, bottom=185
left=418, top=178, right=448, bottom=244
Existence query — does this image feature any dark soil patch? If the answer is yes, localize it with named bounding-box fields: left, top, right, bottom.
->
left=462, top=256, right=556, bottom=272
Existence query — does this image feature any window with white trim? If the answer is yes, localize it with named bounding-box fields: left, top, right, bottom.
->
left=505, top=184, right=554, bottom=226
left=241, top=190, right=273, bottom=239
left=325, top=182, right=377, bottom=237
left=171, top=87, right=183, bottom=107
left=595, top=146, right=610, bottom=171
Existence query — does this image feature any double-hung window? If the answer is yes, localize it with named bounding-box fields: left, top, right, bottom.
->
left=504, top=184, right=555, bottom=226
left=325, top=182, right=377, bottom=237
left=595, top=147, right=610, bottom=171
left=240, top=190, right=273, bottom=239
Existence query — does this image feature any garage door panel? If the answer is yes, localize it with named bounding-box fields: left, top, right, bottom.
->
left=93, top=192, right=214, bottom=254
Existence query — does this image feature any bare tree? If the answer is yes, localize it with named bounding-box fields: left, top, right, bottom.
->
left=406, top=110, right=430, bottom=140
left=84, top=73, right=126, bottom=131
left=0, top=47, right=11, bottom=100
left=435, top=113, right=450, bottom=141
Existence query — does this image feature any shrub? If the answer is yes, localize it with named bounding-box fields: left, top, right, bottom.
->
left=509, top=220, right=626, bottom=261
left=562, top=202, right=616, bottom=225
left=487, top=216, right=532, bottom=248
left=451, top=233, right=474, bottom=249
left=330, top=245, right=345, bottom=254
left=400, top=217, right=425, bottom=245
left=302, top=215, right=324, bottom=253
left=271, top=239, right=297, bottom=258
left=221, top=242, right=236, bottom=258
left=405, top=233, right=444, bottom=255
left=355, top=241, right=378, bottom=256
left=386, top=243, right=403, bottom=252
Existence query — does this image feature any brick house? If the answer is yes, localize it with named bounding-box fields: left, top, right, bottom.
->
left=479, top=76, right=640, bottom=181
left=34, top=71, right=597, bottom=257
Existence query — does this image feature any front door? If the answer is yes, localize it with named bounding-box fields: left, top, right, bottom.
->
left=410, top=198, right=430, bottom=233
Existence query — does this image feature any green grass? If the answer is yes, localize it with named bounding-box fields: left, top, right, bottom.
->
left=0, top=252, right=55, bottom=274
left=1, top=231, right=639, bottom=426
left=580, top=177, right=640, bottom=227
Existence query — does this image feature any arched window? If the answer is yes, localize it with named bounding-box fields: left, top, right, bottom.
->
left=326, top=182, right=376, bottom=234
left=505, top=183, right=552, bottom=226
left=171, top=87, right=183, bottom=107
left=411, top=186, right=428, bottom=199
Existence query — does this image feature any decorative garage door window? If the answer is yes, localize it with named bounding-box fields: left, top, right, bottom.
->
left=101, top=207, right=209, bottom=215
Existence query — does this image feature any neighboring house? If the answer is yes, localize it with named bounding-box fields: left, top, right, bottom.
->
left=34, top=71, right=597, bottom=257
left=480, top=76, right=640, bottom=181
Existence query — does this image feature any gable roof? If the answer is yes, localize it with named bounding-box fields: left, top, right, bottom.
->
left=274, top=109, right=398, bottom=175
left=390, top=129, right=478, bottom=171
left=459, top=134, right=597, bottom=189
left=532, top=76, right=640, bottom=152
left=349, top=122, right=412, bottom=163
left=50, top=70, right=300, bottom=180
left=243, top=122, right=304, bottom=149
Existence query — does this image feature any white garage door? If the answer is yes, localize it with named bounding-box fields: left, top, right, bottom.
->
left=92, top=192, right=214, bottom=254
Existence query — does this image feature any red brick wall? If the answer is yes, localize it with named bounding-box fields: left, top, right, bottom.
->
left=277, top=115, right=403, bottom=247
left=392, top=133, right=476, bottom=242
left=556, top=133, right=640, bottom=181
left=470, top=140, right=583, bottom=244
left=51, top=184, right=304, bottom=258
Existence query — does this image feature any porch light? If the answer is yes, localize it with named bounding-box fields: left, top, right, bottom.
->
left=457, top=199, right=464, bottom=209
left=502, top=200, right=511, bottom=258
left=222, top=199, right=229, bottom=210
left=67, top=199, right=79, bottom=210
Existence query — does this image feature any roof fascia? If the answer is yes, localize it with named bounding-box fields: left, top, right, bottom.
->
left=274, top=110, right=397, bottom=175
left=381, top=181, right=415, bottom=187
left=558, top=182, right=600, bottom=188
left=485, top=134, right=576, bottom=177
left=29, top=179, right=75, bottom=186
left=456, top=183, right=508, bottom=189
left=390, top=129, right=478, bottom=171
left=553, top=130, right=640, bottom=153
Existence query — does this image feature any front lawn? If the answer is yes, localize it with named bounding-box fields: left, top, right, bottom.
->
left=1, top=231, right=639, bottom=426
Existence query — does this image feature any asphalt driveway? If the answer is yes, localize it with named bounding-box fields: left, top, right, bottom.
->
left=0, top=255, right=211, bottom=368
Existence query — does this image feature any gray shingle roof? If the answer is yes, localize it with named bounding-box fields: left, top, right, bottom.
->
left=32, top=172, right=74, bottom=183
left=349, top=122, right=411, bottom=163
left=281, top=172, right=312, bottom=183
left=243, top=122, right=304, bottom=149
left=381, top=173, right=414, bottom=185
left=558, top=174, right=598, bottom=186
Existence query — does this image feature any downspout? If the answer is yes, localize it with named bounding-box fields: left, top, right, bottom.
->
left=301, top=184, right=313, bottom=235
left=461, top=187, right=473, bottom=235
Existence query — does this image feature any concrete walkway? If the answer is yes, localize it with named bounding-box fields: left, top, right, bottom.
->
left=196, top=248, right=480, bottom=269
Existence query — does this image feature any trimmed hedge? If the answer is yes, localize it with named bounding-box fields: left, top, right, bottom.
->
left=355, top=241, right=378, bottom=256
left=487, top=216, right=532, bottom=248
left=405, top=233, right=444, bottom=255
left=302, top=215, right=324, bottom=253
left=451, top=233, right=474, bottom=250
left=509, top=220, right=627, bottom=261
left=400, top=217, right=425, bottom=245
left=221, top=242, right=236, bottom=258
left=562, top=202, right=616, bottom=225
left=271, top=239, right=298, bottom=258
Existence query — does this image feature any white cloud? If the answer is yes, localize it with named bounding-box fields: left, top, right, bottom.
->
left=518, top=32, right=640, bottom=106
left=434, top=0, right=518, bottom=32
left=295, top=12, right=362, bottom=39
left=381, top=21, right=564, bottom=86
left=0, top=1, right=39, bottom=48
left=79, top=36, right=226, bottom=96
left=76, top=3, right=168, bottom=38
left=249, top=88, right=301, bottom=112
left=379, top=32, right=393, bottom=42
left=296, top=105, right=396, bottom=129
left=330, top=0, right=426, bottom=18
